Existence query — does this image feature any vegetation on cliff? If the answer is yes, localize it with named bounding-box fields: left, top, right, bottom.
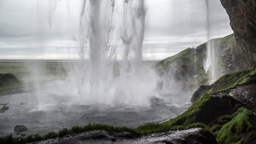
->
left=155, top=34, right=249, bottom=90
left=191, top=69, right=256, bottom=102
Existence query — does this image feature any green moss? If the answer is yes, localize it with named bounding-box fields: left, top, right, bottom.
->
left=209, top=69, right=253, bottom=92
left=164, top=94, right=241, bottom=126
left=215, top=107, right=254, bottom=144
left=209, top=69, right=256, bottom=93
left=155, top=48, right=196, bottom=71
left=136, top=93, right=243, bottom=135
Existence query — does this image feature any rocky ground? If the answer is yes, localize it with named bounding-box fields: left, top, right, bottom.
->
left=33, top=128, right=216, bottom=144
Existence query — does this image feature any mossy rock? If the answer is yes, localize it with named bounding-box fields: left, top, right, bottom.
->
left=14, top=125, right=27, bottom=133
left=165, top=94, right=242, bottom=126
left=166, top=93, right=256, bottom=144
left=191, top=69, right=256, bottom=102
left=213, top=107, right=256, bottom=144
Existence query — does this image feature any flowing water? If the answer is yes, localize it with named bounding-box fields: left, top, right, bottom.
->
left=204, top=0, right=219, bottom=84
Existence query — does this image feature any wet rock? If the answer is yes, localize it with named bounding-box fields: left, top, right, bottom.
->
left=220, top=0, right=256, bottom=66
left=0, top=104, right=9, bottom=113
left=191, top=85, right=211, bottom=102
left=14, top=125, right=27, bottom=132
left=34, top=128, right=217, bottom=144
left=230, top=84, right=256, bottom=112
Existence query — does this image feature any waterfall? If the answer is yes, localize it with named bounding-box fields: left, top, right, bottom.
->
left=44, top=0, right=156, bottom=106
left=204, top=0, right=217, bottom=84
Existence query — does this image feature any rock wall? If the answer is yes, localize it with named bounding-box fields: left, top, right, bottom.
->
left=220, top=0, right=256, bottom=66
left=155, top=34, right=248, bottom=90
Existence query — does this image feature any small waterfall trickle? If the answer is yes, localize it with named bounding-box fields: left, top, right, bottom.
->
left=204, top=0, right=217, bottom=84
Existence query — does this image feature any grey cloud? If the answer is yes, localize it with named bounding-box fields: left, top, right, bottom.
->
left=0, top=0, right=233, bottom=59
left=146, top=0, right=232, bottom=38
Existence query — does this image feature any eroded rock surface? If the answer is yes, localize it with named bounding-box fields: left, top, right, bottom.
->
left=230, top=84, right=256, bottom=111
left=34, top=128, right=217, bottom=144
left=220, top=0, right=256, bottom=66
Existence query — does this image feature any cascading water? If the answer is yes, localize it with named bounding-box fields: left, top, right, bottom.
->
left=43, top=0, right=158, bottom=106
left=204, top=0, right=217, bottom=84
left=77, top=0, right=116, bottom=99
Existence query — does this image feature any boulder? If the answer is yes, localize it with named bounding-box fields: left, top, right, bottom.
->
left=230, top=84, right=256, bottom=111
left=14, top=125, right=27, bottom=133
left=0, top=104, right=9, bottom=113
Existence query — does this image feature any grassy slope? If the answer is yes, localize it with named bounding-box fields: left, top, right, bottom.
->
left=155, top=34, right=250, bottom=89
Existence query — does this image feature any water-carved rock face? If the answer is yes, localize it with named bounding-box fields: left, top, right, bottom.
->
left=220, top=0, right=256, bottom=66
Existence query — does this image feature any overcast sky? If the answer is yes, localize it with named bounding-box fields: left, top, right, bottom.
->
left=0, top=0, right=233, bottom=60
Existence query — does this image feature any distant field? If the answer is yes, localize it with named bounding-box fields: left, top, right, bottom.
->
left=0, top=61, right=68, bottom=94
left=0, top=61, right=67, bottom=81
left=0, top=60, right=158, bottom=78
left=0, top=60, right=158, bottom=94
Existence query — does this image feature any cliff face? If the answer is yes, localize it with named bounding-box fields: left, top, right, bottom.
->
left=220, top=0, right=256, bottom=66
left=155, top=34, right=248, bottom=90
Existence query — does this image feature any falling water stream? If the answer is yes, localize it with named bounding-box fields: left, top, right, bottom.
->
left=204, top=0, right=218, bottom=84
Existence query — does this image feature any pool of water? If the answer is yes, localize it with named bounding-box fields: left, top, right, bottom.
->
left=0, top=91, right=191, bottom=137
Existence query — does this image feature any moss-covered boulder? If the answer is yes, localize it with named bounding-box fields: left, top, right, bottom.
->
left=191, top=69, right=256, bottom=108
left=213, top=107, right=256, bottom=144
left=167, top=94, right=242, bottom=126
left=170, top=93, right=256, bottom=143
left=136, top=92, right=256, bottom=143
